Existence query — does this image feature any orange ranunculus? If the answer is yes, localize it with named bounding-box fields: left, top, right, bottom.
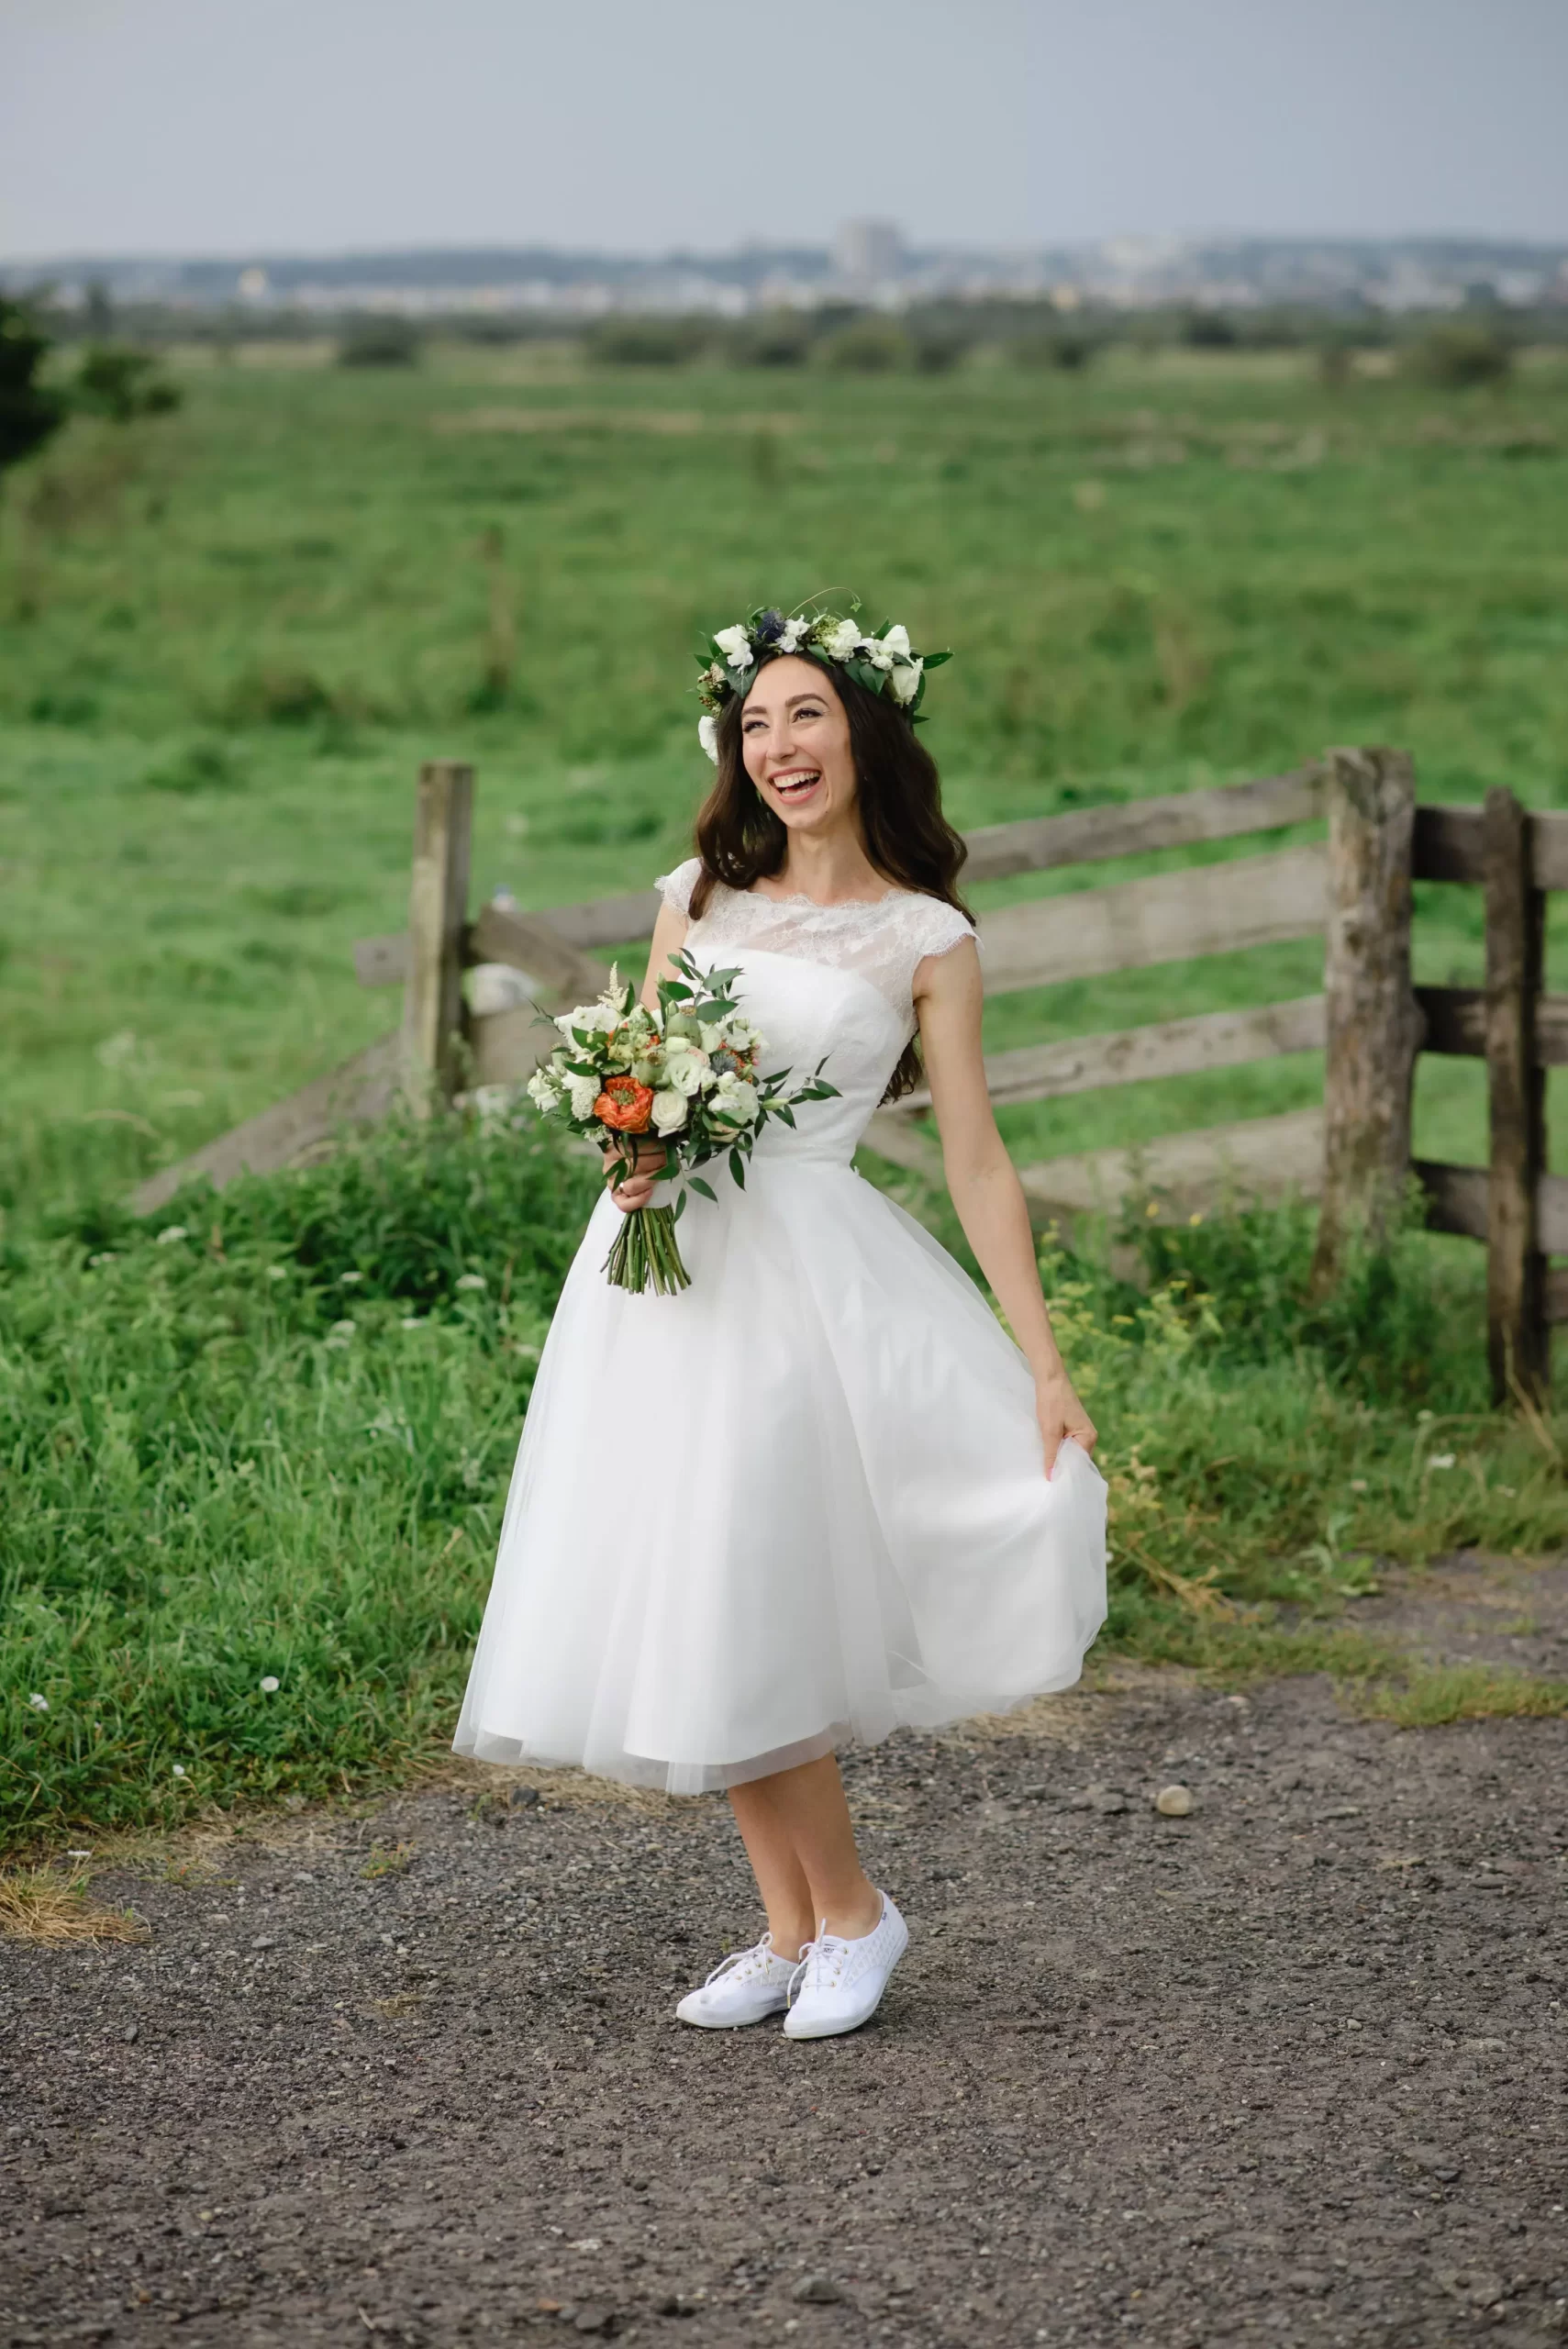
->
left=594, top=1075, right=655, bottom=1133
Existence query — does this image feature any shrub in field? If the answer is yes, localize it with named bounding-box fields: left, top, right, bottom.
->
left=730, top=310, right=814, bottom=367
left=1405, top=322, right=1513, bottom=388
left=72, top=345, right=182, bottom=422
left=216, top=663, right=341, bottom=727
left=1013, top=328, right=1095, bottom=372
left=139, top=737, right=247, bottom=796
left=0, top=298, right=67, bottom=473
left=818, top=318, right=914, bottom=373
left=584, top=317, right=709, bottom=366
left=337, top=316, right=422, bottom=368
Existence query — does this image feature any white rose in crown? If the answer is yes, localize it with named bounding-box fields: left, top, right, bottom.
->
left=651, top=1089, right=689, bottom=1136
left=697, top=712, right=719, bottom=763
left=777, top=617, right=811, bottom=651
left=817, top=617, right=860, bottom=660
left=889, top=657, right=923, bottom=706
left=714, top=624, right=754, bottom=669
left=879, top=624, right=913, bottom=663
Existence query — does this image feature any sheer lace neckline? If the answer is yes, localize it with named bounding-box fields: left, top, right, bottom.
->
left=740, top=883, right=907, bottom=916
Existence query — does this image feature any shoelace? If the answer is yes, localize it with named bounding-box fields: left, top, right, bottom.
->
left=788, top=1921, right=851, bottom=2005
left=702, top=1932, right=781, bottom=1990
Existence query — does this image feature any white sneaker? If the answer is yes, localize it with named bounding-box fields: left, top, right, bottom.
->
left=675, top=1932, right=795, bottom=2030
left=783, top=1893, right=908, bottom=2040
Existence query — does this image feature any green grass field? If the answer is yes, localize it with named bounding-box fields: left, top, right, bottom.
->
left=5, top=340, right=1568, bottom=1854
left=4, top=340, right=1567, bottom=1206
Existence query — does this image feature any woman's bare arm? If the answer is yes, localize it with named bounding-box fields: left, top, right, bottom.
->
left=915, top=937, right=1096, bottom=1472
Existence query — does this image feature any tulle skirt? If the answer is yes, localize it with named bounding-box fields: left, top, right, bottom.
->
left=452, top=1158, right=1108, bottom=1794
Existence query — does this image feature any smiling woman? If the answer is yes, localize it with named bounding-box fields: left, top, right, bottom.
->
left=452, top=601, right=1108, bottom=2045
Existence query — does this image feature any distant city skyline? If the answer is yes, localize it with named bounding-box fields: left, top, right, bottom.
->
left=3, top=0, right=1566, bottom=262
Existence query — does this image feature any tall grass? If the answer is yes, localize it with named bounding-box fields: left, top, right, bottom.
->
left=1, top=1113, right=596, bottom=1852
left=5, top=1112, right=1566, bottom=1855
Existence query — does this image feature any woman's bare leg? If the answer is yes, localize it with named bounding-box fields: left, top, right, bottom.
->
left=729, top=1755, right=883, bottom=1954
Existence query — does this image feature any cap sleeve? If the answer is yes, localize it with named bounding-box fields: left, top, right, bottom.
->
left=914, top=898, right=978, bottom=964
left=655, top=857, right=701, bottom=918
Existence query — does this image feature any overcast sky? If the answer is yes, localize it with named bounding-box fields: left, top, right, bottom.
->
left=3, top=0, right=1565, bottom=261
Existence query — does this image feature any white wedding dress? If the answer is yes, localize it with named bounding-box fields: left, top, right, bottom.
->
left=452, top=861, right=1107, bottom=1794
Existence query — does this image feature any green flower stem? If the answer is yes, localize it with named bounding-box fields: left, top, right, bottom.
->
left=602, top=1204, right=691, bottom=1297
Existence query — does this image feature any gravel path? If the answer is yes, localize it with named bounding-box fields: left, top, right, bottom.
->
left=5, top=1561, right=1568, bottom=2349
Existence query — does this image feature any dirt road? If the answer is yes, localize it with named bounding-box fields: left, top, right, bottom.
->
left=5, top=1559, right=1567, bottom=2349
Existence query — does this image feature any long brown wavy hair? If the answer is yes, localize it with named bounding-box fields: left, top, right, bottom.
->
left=688, top=649, right=971, bottom=1102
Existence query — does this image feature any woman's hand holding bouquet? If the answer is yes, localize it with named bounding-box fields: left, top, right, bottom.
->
left=526, top=952, right=838, bottom=1295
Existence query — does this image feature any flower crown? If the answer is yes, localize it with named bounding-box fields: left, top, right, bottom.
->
left=692, top=601, right=950, bottom=763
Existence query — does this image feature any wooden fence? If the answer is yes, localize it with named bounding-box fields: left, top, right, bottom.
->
left=132, top=750, right=1567, bottom=1402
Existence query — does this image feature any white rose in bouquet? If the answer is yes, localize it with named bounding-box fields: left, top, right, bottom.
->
left=557, top=1000, right=618, bottom=1041
left=651, top=1088, right=689, bottom=1136
left=714, top=624, right=754, bottom=669
left=889, top=656, right=923, bottom=706
left=526, top=1067, right=562, bottom=1112
left=662, top=1037, right=709, bottom=1096
left=710, top=1073, right=760, bottom=1128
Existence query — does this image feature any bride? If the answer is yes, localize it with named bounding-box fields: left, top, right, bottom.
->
left=454, top=605, right=1106, bottom=2040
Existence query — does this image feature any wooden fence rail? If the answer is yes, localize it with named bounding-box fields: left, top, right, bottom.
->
left=131, top=750, right=1565, bottom=1403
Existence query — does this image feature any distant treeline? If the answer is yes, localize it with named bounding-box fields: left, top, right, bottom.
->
left=20, top=287, right=1568, bottom=382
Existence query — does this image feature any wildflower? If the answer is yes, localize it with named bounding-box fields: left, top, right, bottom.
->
left=259, top=1675, right=280, bottom=1694
left=156, top=1226, right=189, bottom=1245
left=28, top=1693, right=49, bottom=1712
left=87, top=1251, right=117, bottom=1268
left=455, top=1273, right=487, bottom=1292
left=265, top=1264, right=289, bottom=1281
left=326, top=1319, right=356, bottom=1347
left=400, top=1317, right=424, bottom=1330
left=1350, top=1478, right=1368, bottom=1492
left=1428, top=1453, right=1456, bottom=1471
left=339, top=1270, right=363, bottom=1286
left=172, top=1764, right=188, bottom=1778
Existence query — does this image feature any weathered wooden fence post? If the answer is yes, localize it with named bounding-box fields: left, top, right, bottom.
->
left=1483, top=785, right=1548, bottom=1404
left=401, top=759, right=473, bottom=1114
left=1310, top=746, right=1419, bottom=1296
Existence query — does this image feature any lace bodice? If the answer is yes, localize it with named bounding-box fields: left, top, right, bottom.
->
left=656, top=859, right=974, bottom=1031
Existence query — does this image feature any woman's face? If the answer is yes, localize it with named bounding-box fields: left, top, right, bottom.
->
left=739, top=655, right=858, bottom=838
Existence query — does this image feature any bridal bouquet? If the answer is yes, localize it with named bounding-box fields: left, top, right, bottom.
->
left=526, top=951, right=838, bottom=1295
